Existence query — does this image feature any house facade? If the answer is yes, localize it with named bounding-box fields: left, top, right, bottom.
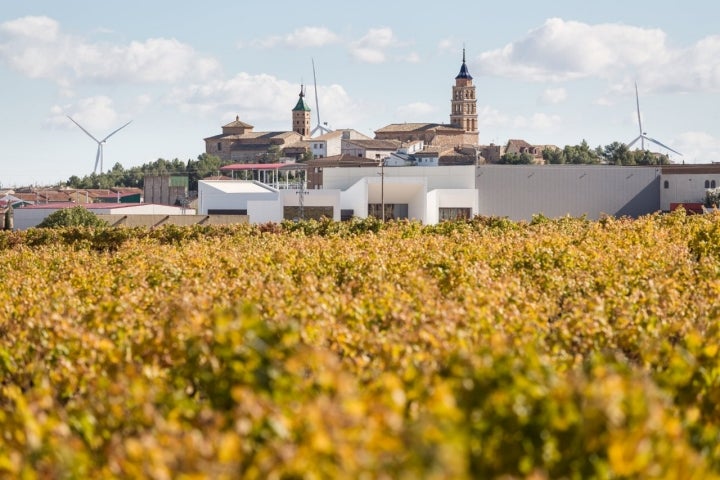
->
left=310, top=129, right=371, bottom=159
left=660, top=164, right=720, bottom=211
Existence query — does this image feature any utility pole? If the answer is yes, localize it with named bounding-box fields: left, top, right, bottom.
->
left=296, top=169, right=309, bottom=220
left=378, top=158, right=385, bottom=221
left=296, top=187, right=309, bottom=220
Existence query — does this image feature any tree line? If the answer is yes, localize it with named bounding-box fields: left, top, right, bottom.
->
left=497, top=140, right=671, bottom=165
left=65, top=153, right=224, bottom=191
left=63, top=141, right=672, bottom=191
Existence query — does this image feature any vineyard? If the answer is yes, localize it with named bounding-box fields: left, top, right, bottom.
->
left=2, top=212, right=720, bottom=478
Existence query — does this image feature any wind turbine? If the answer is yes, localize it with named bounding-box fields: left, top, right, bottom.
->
left=627, top=83, right=682, bottom=156
left=310, top=59, right=332, bottom=137
left=67, top=116, right=132, bottom=174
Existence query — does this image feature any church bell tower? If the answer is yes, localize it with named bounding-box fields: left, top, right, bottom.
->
left=292, top=85, right=312, bottom=138
left=450, top=49, right=478, bottom=141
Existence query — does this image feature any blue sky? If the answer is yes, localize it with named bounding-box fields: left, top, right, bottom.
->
left=2, top=0, right=719, bottom=186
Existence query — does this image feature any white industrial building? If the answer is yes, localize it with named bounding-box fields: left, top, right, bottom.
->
left=198, top=180, right=341, bottom=222
left=199, top=163, right=720, bottom=224
left=14, top=164, right=720, bottom=230
left=198, top=166, right=479, bottom=223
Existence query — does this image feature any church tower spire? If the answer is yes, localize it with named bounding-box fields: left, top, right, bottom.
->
left=450, top=48, right=478, bottom=144
left=292, top=84, right=311, bottom=138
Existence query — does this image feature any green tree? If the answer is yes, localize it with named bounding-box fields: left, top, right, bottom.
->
left=631, top=149, right=671, bottom=165
left=498, top=152, right=534, bottom=165
left=259, top=145, right=282, bottom=164
left=37, top=206, right=108, bottom=228
left=187, top=153, right=223, bottom=191
left=601, top=142, right=635, bottom=165
left=542, top=147, right=565, bottom=164
left=301, top=149, right=314, bottom=163
left=563, top=140, right=601, bottom=164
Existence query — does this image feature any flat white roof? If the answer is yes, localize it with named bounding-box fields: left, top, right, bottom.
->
left=202, top=180, right=276, bottom=194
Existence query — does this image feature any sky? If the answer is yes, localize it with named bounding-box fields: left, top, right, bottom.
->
left=1, top=0, right=719, bottom=187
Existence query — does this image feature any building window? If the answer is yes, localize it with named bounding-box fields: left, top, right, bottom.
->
left=217, top=142, right=222, bottom=151
left=368, top=203, right=409, bottom=220
left=663, top=180, right=669, bottom=189
left=705, top=180, right=711, bottom=188
left=439, top=207, right=472, bottom=221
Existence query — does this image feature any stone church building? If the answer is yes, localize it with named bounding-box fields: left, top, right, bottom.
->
left=203, top=86, right=312, bottom=163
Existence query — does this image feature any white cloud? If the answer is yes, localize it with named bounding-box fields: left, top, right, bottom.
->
left=0, top=15, right=59, bottom=40
left=674, top=131, right=720, bottom=163
left=47, top=96, right=121, bottom=131
left=477, top=18, right=667, bottom=82
left=474, top=17, right=720, bottom=94
left=477, top=105, right=511, bottom=128
left=526, top=113, right=562, bottom=130
left=0, top=16, right=220, bottom=85
left=349, top=27, right=396, bottom=63
left=405, top=52, right=421, bottom=63
left=478, top=105, right=560, bottom=132
left=168, top=72, right=361, bottom=129
left=251, top=26, right=339, bottom=49
left=437, top=38, right=455, bottom=52
left=512, top=113, right=561, bottom=130
left=350, top=47, right=386, bottom=64
left=396, top=102, right=435, bottom=120
left=539, top=87, right=567, bottom=105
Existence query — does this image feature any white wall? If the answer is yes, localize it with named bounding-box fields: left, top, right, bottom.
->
left=248, top=200, right=282, bottom=223
left=425, top=189, right=478, bottom=224
left=13, top=208, right=55, bottom=230
left=198, top=181, right=278, bottom=214
left=426, top=191, right=440, bottom=225
left=476, top=165, right=660, bottom=220
left=323, top=165, right=476, bottom=191
left=326, top=135, right=342, bottom=157
left=280, top=189, right=341, bottom=221
left=660, top=173, right=720, bottom=210
left=13, top=204, right=192, bottom=230
left=365, top=176, right=427, bottom=222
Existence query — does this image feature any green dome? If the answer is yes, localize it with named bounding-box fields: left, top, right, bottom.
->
left=293, top=86, right=311, bottom=112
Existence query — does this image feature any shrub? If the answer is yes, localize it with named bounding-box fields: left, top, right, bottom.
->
left=37, top=206, right=108, bottom=228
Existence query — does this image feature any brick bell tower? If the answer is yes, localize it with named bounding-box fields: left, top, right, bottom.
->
left=292, top=85, right=312, bottom=138
left=450, top=48, right=478, bottom=141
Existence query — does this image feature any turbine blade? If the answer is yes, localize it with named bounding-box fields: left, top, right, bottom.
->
left=101, top=120, right=132, bottom=142
left=312, top=59, right=322, bottom=134
left=627, top=136, right=642, bottom=148
left=67, top=116, right=101, bottom=143
left=635, top=82, right=643, bottom=136
left=644, top=136, right=683, bottom=156
left=94, top=145, right=101, bottom=174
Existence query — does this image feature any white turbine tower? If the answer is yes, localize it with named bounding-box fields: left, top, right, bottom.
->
left=627, top=83, right=682, bottom=156
left=310, top=58, right=332, bottom=137
left=67, top=116, right=132, bottom=174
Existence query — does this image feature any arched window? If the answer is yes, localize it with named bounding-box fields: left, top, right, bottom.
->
left=713, top=180, right=717, bottom=188
left=705, top=180, right=711, bottom=188
left=663, top=180, right=669, bottom=189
